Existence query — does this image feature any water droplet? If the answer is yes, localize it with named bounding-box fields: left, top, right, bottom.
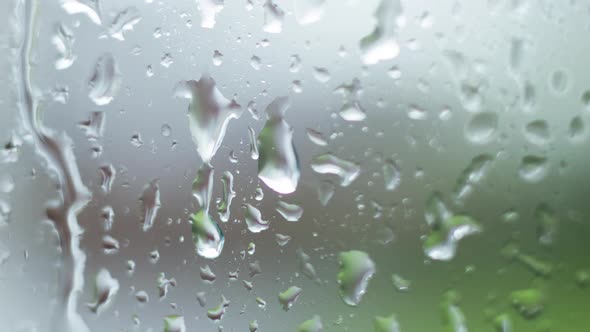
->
left=294, top=0, right=325, bottom=25
left=263, top=1, right=285, bottom=33
left=196, top=292, right=207, bottom=307
left=175, top=75, right=242, bottom=163
left=250, top=55, right=262, bottom=70
left=465, top=111, right=498, bottom=144
left=311, top=154, right=360, bottom=187
left=407, top=105, right=427, bottom=120
left=391, top=274, right=410, bottom=292
left=130, top=132, right=143, bottom=147
left=441, top=291, right=468, bottom=332
left=518, top=155, right=548, bottom=182
left=383, top=158, right=401, bottom=191
left=139, top=179, right=160, bottom=231
left=452, top=154, right=493, bottom=204
left=160, top=53, right=174, bottom=67
left=289, top=55, right=302, bottom=73
left=275, top=233, right=291, bottom=246
left=524, top=119, right=550, bottom=145
left=163, top=315, right=186, bottom=332
left=340, top=101, right=367, bottom=121
left=200, top=264, right=216, bottom=282
left=161, top=124, right=172, bottom=137
left=569, top=115, right=586, bottom=142
left=191, top=209, right=224, bottom=259
left=337, top=250, right=375, bottom=306
left=510, top=288, right=544, bottom=319
left=247, top=127, right=259, bottom=160
left=549, top=69, right=568, bottom=94
left=217, top=171, right=235, bottom=222
left=249, top=320, right=259, bottom=332
left=207, top=295, right=230, bottom=321
left=534, top=203, right=558, bottom=246
left=254, top=187, right=264, bottom=201
left=317, top=180, right=335, bottom=206
left=305, top=128, right=328, bottom=146
left=212, top=50, right=223, bottom=66
left=100, top=206, right=114, bottom=230
left=101, top=235, right=119, bottom=254
left=257, top=97, right=300, bottom=194
left=312, top=67, right=331, bottom=83
left=108, top=7, right=141, bottom=41
left=87, top=268, right=119, bottom=315
left=135, top=290, right=149, bottom=303
left=243, top=203, right=270, bottom=233
left=278, top=286, right=302, bottom=311
left=60, top=0, right=102, bottom=25
left=78, top=111, right=105, bottom=140
left=359, top=0, right=404, bottom=64
left=276, top=200, right=303, bottom=222
left=197, top=0, right=224, bottom=28
left=424, top=215, right=481, bottom=261
left=192, top=164, right=214, bottom=212
left=98, top=164, right=115, bottom=193
left=493, top=313, right=512, bottom=332
left=88, top=53, right=122, bottom=105
left=374, top=314, right=401, bottom=332
left=296, top=248, right=317, bottom=280
left=52, top=23, right=76, bottom=70
left=157, top=273, right=176, bottom=299
left=297, top=315, right=323, bottom=332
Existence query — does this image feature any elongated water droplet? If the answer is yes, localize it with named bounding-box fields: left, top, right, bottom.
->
left=197, top=0, right=224, bottom=28
left=441, top=291, right=469, bottom=332
left=290, top=55, right=302, bottom=73
left=311, top=154, right=360, bottom=187
left=296, top=248, right=317, bottom=280
left=88, top=53, right=122, bottom=106
left=192, top=163, right=214, bottom=212
left=312, top=67, right=331, bottom=83
left=317, top=180, right=335, bottom=206
left=278, top=286, right=302, bottom=311
left=569, top=115, right=586, bottom=142
left=175, top=75, right=242, bottom=163
left=243, top=203, right=270, bottom=233
left=297, top=315, right=323, bottom=332
left=61, top=0, right=102, bottom=25
left=248, top=126, right=259, bottom=160
left=275, top=233, right=291, bottom=246
left=359, top=0, right=403, bottom=64
left=263, top=0, right=284, bottom=33
left=276, top=200, right=303, bottom=222
left=453, top=154, right=493, bottom=204
left=257, top=97, right=300, bottom=194
left=391, top=274, right=410, bottom=292
left=108, top=6, right=141, bottom=41
left=217, top=171, right=235, bottom=222
left=99, top=164, right=115, bottom=193
left=337, top=250, right=375, bottom=306
left=191, top=209, right=224, bottom=259
left=87, top=268, right=119, bottom=315
left=424, top=215, right=481, bottom=261
left=305, top=128, right=328, bottom=146
left=100, top=206, right=114, bottom=230
left=139, top=179, right=160, bottom=231
left=200, top=264, right=216, bottom=282
left=52, top=23, right=76, bottom=70
left=383, top=158, right=401, bottom=191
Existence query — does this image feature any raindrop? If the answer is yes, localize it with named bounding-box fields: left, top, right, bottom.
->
left=317, top=180, right=335, bottom=206
left=207, top=295, right=230, bottom=321
left=212, top=50, right=223, bottom=66
left=88, top=53, right=122, bottom=106
left=102, top=235, right=119, bottom=254
left=98, top=164, right=115, bottom=193
left=391, top=274, right=410, bottom=292
left=305, top=128, right=328, bottom=146
left=275, top=233, right=291, bottom=246
left=465, top=111, right=498, bottom=144
left=163, top=315, right=186, bottom=332
left=374, top=314, right=401, bottom=332
left=452, top=154, right=493, bottom=204
left=524, top=119, right=550, bottom=145
left=161, top=124, right=172, bottom=137
left=200, top=265, right=216, bottom=282
left=518, top=155, right=548, bottom=182
left=217, top=171, right=235, bottom=222
left=60, top=0, right=102, bottom=25
left=78, top=111, right=105, bottom=141
left=87, top=268, right=119, bottom=315
left=263, top=1, right=285, bottom=33
left=278, top=286, right=302, bottom=311
left=312, top=67, right=331, bottom=83
left=248, top=127, right=259, bottom=160
left=297, top=315, right=323, bottom=332
left=359, top=0, right=404, bottom=64
left=257, top=97, right=300, bottom=194
left=52, top=23, right=76, bottom=70
left=197, top=0, right=224, bottom=28
left=139, top=179, right=160, bottom=231
left=294, top=0, right=325, bottom=25
left=276, top=201, right=303, bottom=222
left=311, top=153, right=360, bottom=187
left=243, top=203, right=270, bottom=233
left=191, top=209, right=224, bottom=259
left=337, top=250, right=375, bottom=306
left=510, top=288, right=544, bottom=319
left=250, top=56, right=262, bottom=70
left=160, top=53, right=174, bottom=67
left=108, top=6, right=141, bottom=41
left=424, top=215, right=482, bottom=261
left=383, top=158, right=401, bottom=191
left=192, top=164, right=214, bottom=212
left=549, top=69, right=568, bottom=94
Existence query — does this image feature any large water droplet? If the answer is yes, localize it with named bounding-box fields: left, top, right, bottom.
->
left=207, top=295, right=230, bottom=321
left=257, top=97, right=300, bottom=194
left=424, top=215, right=481, bottom=261
left=337, top=250, right=375, bottom=306
left=465, top=111, right=498, bottom=144
left=276, top=200, right=303, bottom=222
left=87, top=268, right=119, bottom=315
left=278, top=286, right=302, bottom=311
left=359, top=0, right=403, bottom=64
left=311, top=154, right=360, bottom=187
left=518, top=155, right=548, bottom=182
left=139, top=179, right=160, bottom=231
left=191, top=209, right=224, bottom=259
left=175, top=74, right=242, bottom=163
left=88, top=53, right=122, bottom=106
left=217, top=171, right=235, bottom=222
left=243, top=203, right=270, bottom=233
left=52, top=23, right=76, bottom=70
